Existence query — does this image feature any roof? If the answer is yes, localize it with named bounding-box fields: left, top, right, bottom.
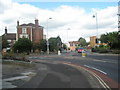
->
left=69, top=41, right=80, bottom=46
left=20, top=23, right=43, bottom=27
left=69, top=41, right=79, bottom=44
left=3, top=33, right=16, bottom=40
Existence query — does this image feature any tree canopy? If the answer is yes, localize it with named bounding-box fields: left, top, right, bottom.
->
left=100, top=31, right=120, bottom=49
left=78, top=37, right=87, bottom=47
left=13, top=38, right=32, bottom=53
left=39, top=40, right=47, bottom=52
left=49, top=36, right=62, bottom=52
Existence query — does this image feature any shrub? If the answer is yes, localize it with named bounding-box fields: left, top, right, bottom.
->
left=2, top=52, right=15, bottom=59
left=98, top=48, right=108, bottom=53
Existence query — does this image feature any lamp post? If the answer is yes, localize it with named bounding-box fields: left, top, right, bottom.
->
left=93, top=12, right=99, bottom=44
left=47, top=17, right=52, bottom=54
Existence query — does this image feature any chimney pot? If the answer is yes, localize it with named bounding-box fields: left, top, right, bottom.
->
left=17, top=20, right=19, bottom=26
left=35, top=19, right=39, bottom=27
left=5, top=27, right=7, bottom=34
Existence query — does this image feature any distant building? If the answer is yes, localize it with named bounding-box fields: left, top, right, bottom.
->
left=16, top=19, right=44, bottom=44
left=69, top=41, right=79, bottom=51
left=2, top=27, right=16, bottom=50
left=90, top=36, right=96, bottom=48
left=90, top=36, right=108, bottom=48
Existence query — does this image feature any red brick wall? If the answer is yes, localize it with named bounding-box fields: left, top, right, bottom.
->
left=26, top=27, right=32, bottom=40
left=33, top=27, right=43, bottom=44
left=17, top=28, right=22, bottom=39
left=17, top=26, right=43, bottom=44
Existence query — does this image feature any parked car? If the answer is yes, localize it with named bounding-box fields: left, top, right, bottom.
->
left=77, top=48, right=84, bottom=53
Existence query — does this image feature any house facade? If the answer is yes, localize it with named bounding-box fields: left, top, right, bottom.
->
left=90, top=36, right=107, bottom=48
left=16, top=19, right=44, bottom=44
left=90, top=36, right=97, bottom=48
left=2, top=27, right=16, bottom=52
left=69, top=41, right=79, bottom=51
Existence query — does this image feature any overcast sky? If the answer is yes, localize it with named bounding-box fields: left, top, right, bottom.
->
left=0, top=0, right=118, bottom=43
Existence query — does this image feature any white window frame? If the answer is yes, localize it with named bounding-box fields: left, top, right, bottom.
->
left=22, top=28, right=27, bottom=34
left=20, top=34, right=29, bottom=39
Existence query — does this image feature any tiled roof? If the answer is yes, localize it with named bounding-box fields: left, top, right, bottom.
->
left=20, top=23, right=42, bottom=27
left=69, top=41, right=79, bottom=44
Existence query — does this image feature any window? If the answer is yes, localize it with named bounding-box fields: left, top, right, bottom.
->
left=20, top=34, right=29, bottom=39
left=22, top=28, right=27, bottom=33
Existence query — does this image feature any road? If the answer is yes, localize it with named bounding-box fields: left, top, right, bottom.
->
left=2, top=51, right=119, bottom=89
left=29, top=51, right=119, bottom=88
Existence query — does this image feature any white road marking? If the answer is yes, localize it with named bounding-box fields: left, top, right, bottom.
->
left=63, top=63, right=110, bottom=89
left=3, top=76, right=29, bottom=82
left=92, top=59, right=107, bottom=62
left=85, top=68, right=111, bottom=90
left=84, top=65, right=107, bottom=75
left=92, top=59, right=117, bottom=64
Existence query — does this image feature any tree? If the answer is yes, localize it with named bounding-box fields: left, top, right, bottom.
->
left=100, top=31, right=120, bottom=49
left=13, top=38, right=32, bottom=53
left=78, top=37, right=87, bottom=47
left=63, top=44, right=67, bottom=50
left=39, top=40, right=47, bottom=52
left=49, top=36, right=62, bottom=52
left=32, top=43, right=40, bottom=52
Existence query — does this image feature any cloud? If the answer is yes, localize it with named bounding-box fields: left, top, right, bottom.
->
left=0, top=1, right=118, bottom=42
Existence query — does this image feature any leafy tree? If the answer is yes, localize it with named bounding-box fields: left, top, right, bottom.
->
left=49, top=36, right=62, bottom=52
left=13, top=38, right=32, bottom=53
left=39, top=40, right=47, bottom=52
left=32, top=43, right=40, bottom=52
left=100, top=31, right=120, bottom=49
left=78, top=37, right=87, bottom=47
left=63, top=44, right=67, bottom=50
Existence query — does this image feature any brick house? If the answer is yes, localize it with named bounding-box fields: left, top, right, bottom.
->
left=90, top=36, right=97, bottom=48
left=69, top=41, right=80, bottom=51
left=2, top=27, right=16, bottom=52
left=90, top=36, right=107, bottom=48
left=16, top=19, right=44, bottom=44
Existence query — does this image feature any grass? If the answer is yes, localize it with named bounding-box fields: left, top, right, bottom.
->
left=2, top=60, right=35, bottom=68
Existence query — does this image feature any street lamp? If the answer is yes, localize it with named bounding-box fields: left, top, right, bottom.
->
left=47, top=17, right=52, bottom=54
left=93, top=12, right=99, bottom=44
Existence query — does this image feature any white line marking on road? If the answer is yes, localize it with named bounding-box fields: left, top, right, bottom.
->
left=63, top=63, right=110, bottom=89
left=84, top=65, right=107, bottom=75
left=86, top=68, right=111, bottom=90
left=92, top=59, right=117, bottom=64
left=92, top=59, right=107, bottom=62
left=3, top=76, right=29, bottom=82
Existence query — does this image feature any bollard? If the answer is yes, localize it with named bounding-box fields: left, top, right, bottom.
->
left=58, top=50, right=61, bottom=55
left=82, top=50, right=86, bottom=57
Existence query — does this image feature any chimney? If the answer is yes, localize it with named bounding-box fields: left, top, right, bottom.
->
left=17, top=20, right=19, bottom=26
left=5, top=27, right=7, bottom=34
left=35, top=19, right=39, bottom=27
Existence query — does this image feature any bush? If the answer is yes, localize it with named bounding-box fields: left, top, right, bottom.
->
left=111, top=50, right=120, bottom=54
left=2, top=52, right=30, bottom=62
left=2, top=52, right=15, bottom=59
left=91, top=46, right=109, bottom=53
left=98, top=48, right=108, bottom=53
